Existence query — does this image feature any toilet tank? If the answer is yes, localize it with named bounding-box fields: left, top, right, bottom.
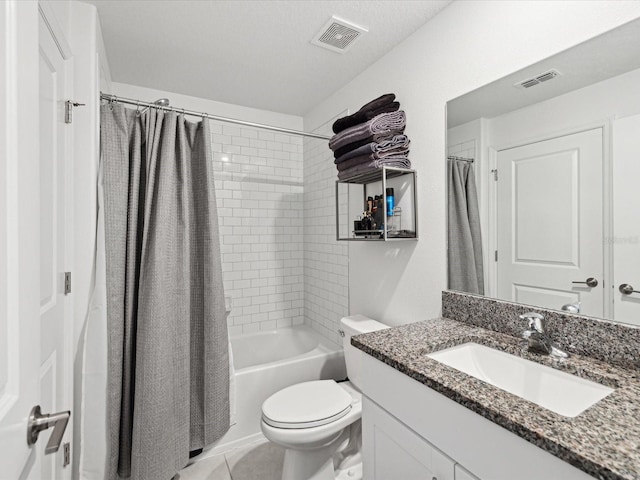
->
left=340, top=314, right=389, bottom=390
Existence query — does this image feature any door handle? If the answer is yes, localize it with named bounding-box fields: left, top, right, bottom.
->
left=572, top=277, right=598, bottom=288
left=27, top=405, right=70, bottom=454
left=619, top=283, right=640, bottom=296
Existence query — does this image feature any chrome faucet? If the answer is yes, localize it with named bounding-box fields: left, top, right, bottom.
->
left=520, top=312, right=569, bottom=358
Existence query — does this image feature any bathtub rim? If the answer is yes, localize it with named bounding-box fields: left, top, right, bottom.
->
left=231, top=324, right=343, bottom=374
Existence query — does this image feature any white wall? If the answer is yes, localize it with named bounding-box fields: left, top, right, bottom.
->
left=303, top=0, right=640, bottom=326
left=447, top=119, right=481, bottom=193
left=447, top=121, right=478, bottom=161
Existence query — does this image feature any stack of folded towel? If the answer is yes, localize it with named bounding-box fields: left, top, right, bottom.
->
left=328, top=94, right=411, bottom=180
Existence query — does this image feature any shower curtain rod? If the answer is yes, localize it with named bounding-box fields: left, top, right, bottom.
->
left=99, top=93, right=332, bottom=141
left=448, top=155, right=474, bottom=163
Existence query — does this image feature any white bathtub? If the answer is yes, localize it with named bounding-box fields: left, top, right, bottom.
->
left=204, top=325, right=346, bottom=456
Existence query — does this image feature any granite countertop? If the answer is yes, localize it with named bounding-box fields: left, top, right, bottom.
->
left=352, top=317, right=640, bottom=480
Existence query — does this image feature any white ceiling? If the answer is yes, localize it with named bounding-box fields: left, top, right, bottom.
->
left=83, top=0, right=453, bottom=116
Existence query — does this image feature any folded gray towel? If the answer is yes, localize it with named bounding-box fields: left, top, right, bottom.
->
left=336, top=147, right=411, bottom=171
left=337, top=157, right=412, bottom=180
left=329, top=111, right=406, bottom=152
left=334, top=135, right=410, bottom=165
left=333, top=129, right=405, bottom=159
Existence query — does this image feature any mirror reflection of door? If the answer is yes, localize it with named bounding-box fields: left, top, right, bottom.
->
left=496, top=129, right=604, bottom=318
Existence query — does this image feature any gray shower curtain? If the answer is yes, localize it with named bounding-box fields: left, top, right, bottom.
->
left=448, top=159, right=485, bottom=295
left=101, top=104, right=230, bottom=480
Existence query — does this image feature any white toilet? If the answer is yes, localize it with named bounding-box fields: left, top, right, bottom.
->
left=261, top=314, right=389, bottom=480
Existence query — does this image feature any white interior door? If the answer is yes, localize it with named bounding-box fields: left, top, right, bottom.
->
left=496, top=129, right=604, bottom=316
left=612, top=114, right=640, bottom=326
left=0, top=3, right=73, bottom=478
left=0, top=1, right=42, bottom=479
left=38, top=8, right=73, bottom=480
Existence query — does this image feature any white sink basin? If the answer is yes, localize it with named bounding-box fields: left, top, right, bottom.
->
left=427, top=342, right=614, bottom=417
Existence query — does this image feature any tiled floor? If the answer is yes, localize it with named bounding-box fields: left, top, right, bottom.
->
left=175, top=440, right=285, bottom=480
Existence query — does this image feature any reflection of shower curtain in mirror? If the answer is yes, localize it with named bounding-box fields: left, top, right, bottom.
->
left=448, top=159, right=484, bottom=295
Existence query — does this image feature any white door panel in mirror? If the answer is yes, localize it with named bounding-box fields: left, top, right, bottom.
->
left=512, top=150, right=577, bottom=264
left=497, top=129, right=603, bottom=318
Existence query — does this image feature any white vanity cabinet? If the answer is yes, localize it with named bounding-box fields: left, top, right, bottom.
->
left=360, top=353, right=595, bottom=480
left=363, top=397, right=455, bottom=480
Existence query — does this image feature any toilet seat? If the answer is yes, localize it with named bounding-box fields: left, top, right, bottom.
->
left=262, top=380, right=353, bottom=429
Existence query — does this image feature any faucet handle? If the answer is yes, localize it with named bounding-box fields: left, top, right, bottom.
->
left=519, top=312, right=545, bottom=332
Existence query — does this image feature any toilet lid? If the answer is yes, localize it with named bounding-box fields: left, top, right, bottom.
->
left=262, top=380, right=352, bottom=429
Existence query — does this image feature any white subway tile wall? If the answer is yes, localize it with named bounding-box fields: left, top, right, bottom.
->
left=303, top=119, right=349, bottom=346
left=211, top=123, right=305, bottom=335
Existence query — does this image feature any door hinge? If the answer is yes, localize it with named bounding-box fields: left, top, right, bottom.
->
left=64, top=272, right=71, bottom=295
left=63, top=442, right=71, bottom=467
left=494, top=250, right=498, bottom=262
left=490, top=169, right=498, bottom=181
left=65, top=100, right=86, bottom=124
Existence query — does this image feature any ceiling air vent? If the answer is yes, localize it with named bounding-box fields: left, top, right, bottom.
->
left=514, top=69, right=562, bottom=89
left=311, top=15, right=368, bottom=54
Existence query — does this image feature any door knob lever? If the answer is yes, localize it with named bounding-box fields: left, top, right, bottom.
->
left=572, top=277, right=598, bottom=288
left=27, top=405, right=70, bottom=454
left=619, top=284, right=640, bottom=296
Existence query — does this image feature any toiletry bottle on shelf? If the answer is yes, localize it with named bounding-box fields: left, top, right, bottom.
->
left=374, top=195, right=383, bottom=231
left=354, top=215, right=363, bottom=234
left=363, top=213, right=372, bottom=232
left=386, top=188, right=394, bottom=217
left=390, top=206, right=402, bottom=234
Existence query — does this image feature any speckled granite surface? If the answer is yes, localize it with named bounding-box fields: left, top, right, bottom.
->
left=352, top=318, right=640, bottom=480
left=442, top=291, right=640, bottom=371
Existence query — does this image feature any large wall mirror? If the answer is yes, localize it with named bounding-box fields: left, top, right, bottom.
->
left=446, top=18, right=640, bottom=326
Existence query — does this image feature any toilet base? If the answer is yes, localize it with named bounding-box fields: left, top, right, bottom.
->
left=336, top=462, right=363, bottom=480
left=334, top=424, right=363, bottom=480
left=278, top=422, right=364, bottom=480
left=281, top=436, right=343, bottom=480
left=280, top=450, right=363, bottom=480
